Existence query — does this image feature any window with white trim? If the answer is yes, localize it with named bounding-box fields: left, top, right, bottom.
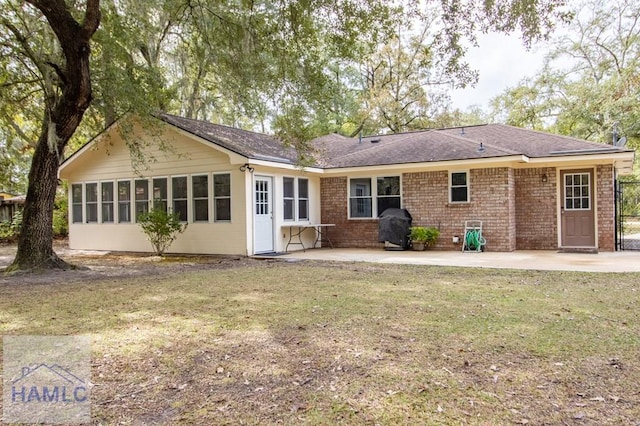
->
left=193, top=174, right=209, bottom=222
left=450, top=171, right=469, bottom=203
left=118, top=181, right=131, bottom=223
left=283, top=177, right=295, bottom=221
left=71, top=184, right=83, bottom=223
left=213, top=173, right=231, bottom=221
left=349, top=176, right=400, bottom=218
left=376, top=176, right=400, bottom=215
left=172, top=176, right=188, bottom=222
left=298, top=178, right=309, bottom=220
left=135, top=179, right=149, bottom=220
left=283, top=177, right=310, bottom=221
left=85, top=183, right=98, bottom=223
left=564, top=173, right=590, bottom=210
left=101, top=181, right=114, bottom=223
left=152, top=177, right=168, bottom=212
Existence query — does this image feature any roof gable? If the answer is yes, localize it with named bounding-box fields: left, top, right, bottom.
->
left=157, top=113, right=299, bottom=165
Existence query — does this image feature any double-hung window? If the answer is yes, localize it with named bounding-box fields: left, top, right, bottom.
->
left=283, top=177, right=309, bottom=221
left=101, top=182, right=114, bottom=223
left=71, top=184, right=83, bottom=223
left=172, top=176, right=188, bottom=222
left=376, top=176, right=400, bottom=216
left=213, top=173, right=231, bottom=221
left=193, top=174, right=209, bottom=222
left=118, top=181, right=131, bottom=223
left=298, top=178, right=309, bottom=220
left=450, top=171, right=469, bottom=203
left=349, top=176, right=400, bottom=218
left=135, top=179, right=149, bottom=220
left=152, top=178, right=168, bottom=212
left=85, top=183, right=98, bottom=223
left=283, top=177, right=295, bottom=221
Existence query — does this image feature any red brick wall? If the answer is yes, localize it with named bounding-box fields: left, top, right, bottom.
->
left=322, top=168, right=518, bottom=252
left=596, top=165, right=615, bottom=251
left=514, top=167, right=558, bottom=250
left=320, top=165, right=617, bottom=252
left=320, top=177, right=381, bottom=248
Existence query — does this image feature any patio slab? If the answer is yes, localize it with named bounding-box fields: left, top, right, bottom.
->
left=278, top=248, right=640, bottom=273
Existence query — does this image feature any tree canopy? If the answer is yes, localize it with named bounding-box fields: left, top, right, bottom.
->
left=490, top=0, right=640, bottom=153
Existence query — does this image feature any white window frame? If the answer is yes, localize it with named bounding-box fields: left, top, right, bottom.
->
left=171, top=175, right=189, bottom=222
left=192, top=173, right=210, bottom=223
left=152, top=176, right=169, bottom=213
left=449, top=171, right=470, bottom=204
left=134, top=178, right=150, bottom=222
left=85, top=182, right=99, bottom=223
left=348, top=175, right=401, bottom=219
left=213, top=172, right=232, bottom=222
left=283, top=176, right=296, bottom=221
left=297, top=178, right=309, bottom=221
left=117, top=180, right=132, bottom=224
left=71, top=183, right=83, bottom=224
left=100, top=180, right=115, bottom=223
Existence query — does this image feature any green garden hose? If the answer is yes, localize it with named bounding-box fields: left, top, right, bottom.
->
left=464, top=229, right=486, bottom=251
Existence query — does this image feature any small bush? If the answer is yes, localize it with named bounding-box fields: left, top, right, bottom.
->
left=409, top=226, right=440, bottom=247
left=53, top=196, right=69, bottom=237
left=137, top=208, right=187, bottom=256
left=0, top=210, right=23, bottom=242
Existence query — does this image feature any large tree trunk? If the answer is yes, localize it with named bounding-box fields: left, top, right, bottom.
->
left=8, top=0, right=100, bottom=272
left=11, top=134, right=68, bottom=269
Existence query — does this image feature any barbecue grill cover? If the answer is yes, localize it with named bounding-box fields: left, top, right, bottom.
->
left=378, top=208, right=412, bottom=248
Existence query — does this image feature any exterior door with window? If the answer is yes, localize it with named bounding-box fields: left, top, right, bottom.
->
left=254, top=176, right=274, bottom=253
left=561, top=170, right=595, bottom=247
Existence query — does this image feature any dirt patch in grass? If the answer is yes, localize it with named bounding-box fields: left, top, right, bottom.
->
left=1, top=244, right=639, bottom=424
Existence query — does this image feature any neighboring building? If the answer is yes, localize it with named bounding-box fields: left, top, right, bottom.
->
left=58, top=114, right=635, bottom=255
left=0, top=193, right=25, bottom=222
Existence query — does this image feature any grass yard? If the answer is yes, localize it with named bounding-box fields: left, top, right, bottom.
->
left=1, top=259, right=639, bottom=425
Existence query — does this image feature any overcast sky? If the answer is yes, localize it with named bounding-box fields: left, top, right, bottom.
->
left=449, top=32, right=548, bottom=111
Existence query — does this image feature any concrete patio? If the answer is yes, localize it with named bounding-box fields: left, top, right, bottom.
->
left=276, top=248, right=640, bottom=273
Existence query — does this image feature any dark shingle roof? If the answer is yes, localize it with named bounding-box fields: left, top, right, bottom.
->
left=159, top=113, right=299, bottom=164
left=311, top=124, right=631, bottom=168
left=159, top=115, right=631, bottom=169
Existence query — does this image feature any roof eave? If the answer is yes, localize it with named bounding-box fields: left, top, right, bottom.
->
left=319, top=155, right=530, bottom=174
left=528, top=151, right=635, bottom=174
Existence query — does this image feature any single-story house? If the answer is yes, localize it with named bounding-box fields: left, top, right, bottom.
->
left=58, top=113, right=635, bottom=255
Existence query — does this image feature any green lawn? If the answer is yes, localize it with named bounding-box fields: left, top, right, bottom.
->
left=1, top=260, right=639, bottom=424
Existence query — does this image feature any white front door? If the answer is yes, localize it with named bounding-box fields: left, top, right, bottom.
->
left=254, top=176, right=274, bottom=253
